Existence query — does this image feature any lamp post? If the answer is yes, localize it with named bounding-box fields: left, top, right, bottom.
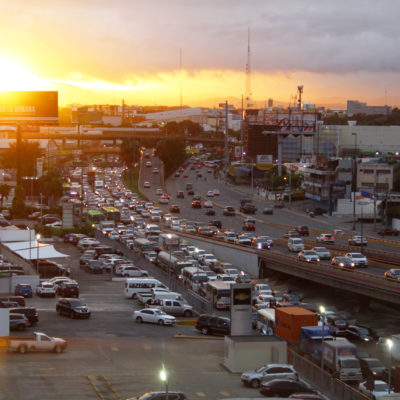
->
left=358, top=201, right=368, bottom=254
left=352, top=132, right=358, bottom=230
left=320, top=305, right=326, bottom=387
left=243, top=152, right=254, bottom=197
left=387, top=339, right=393, bottom=393
left=160, top=365, right=168, bottom=395
left=36, top=234, right=41, bottom=275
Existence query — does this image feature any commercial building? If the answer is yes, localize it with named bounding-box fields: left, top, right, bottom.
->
left=357, top=161, right=397, bottom=193
left=347, top=100, right=392, bottom=116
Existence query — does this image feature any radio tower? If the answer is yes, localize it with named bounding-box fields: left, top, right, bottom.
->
left=245, top=28, right=252, bottom=109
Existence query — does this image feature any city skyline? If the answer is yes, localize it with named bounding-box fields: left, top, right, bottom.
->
left=1, top=0, right=400, bottom=108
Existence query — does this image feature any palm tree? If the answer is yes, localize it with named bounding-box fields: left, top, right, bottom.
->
left=0, top=183, right=11, bottom=207
left=38, top=170, right=63, bottom=208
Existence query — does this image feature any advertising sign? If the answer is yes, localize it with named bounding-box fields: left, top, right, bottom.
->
left=256, top=154, right=274, bottom=170
left=330, top=184, right=346, bottom=198
left=0, top=91, right=58, bottom=123
left=230, top=284, right=252, bottom=336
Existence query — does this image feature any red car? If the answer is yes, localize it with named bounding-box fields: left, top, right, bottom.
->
left=378, top=228, right=399, bottom=236
left=170, top=205, right=180, bottom=213
left=243, top=221, right=256, bottom=231
left=191, top=200, right=202, bottom=208
left=183, top=174, right=189, bottom=178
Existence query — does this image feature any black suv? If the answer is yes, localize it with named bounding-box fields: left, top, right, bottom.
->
left=296, top=225, right=309, bottom=236
left=57, top=281, right=79, bottom=298
left=209, top=220, right=222, bottom=229
left=239, top=203, right=257, bottom=214
left=223, top=206, right=236, bottom=216
left=9, top=307, right=38, bottom=326
left=195, top=314, right=230, bottom=336
left=56, top=298, right=91, bottom=319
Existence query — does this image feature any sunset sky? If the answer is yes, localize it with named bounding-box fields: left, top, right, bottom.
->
left=1, top=0, right=399, bottom=108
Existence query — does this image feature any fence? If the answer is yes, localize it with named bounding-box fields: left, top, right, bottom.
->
left=288, top=349, right=369, bottom=400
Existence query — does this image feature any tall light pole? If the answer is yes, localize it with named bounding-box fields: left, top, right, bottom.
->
left=358, top=201, right=368, bottom=254
left=387, top=339, right=393, bottom=393
left=36, top=234, right=41, bottom=275
left=352, top=132, right=358, bottom=230
left=320, top=305, right=326, bottom=387
left=160, top=365, right=168, bottom=395
left=243, top=152, right=254, bottom=197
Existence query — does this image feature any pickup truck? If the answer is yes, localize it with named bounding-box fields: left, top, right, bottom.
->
left=147, top=299, right=193, bottom=317
left=7, top=332, right=67, bottom=354
left=137, top=292, right=153, bottom=305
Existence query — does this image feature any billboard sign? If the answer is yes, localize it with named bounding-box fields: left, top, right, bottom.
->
left=230, top=284, right=252, bottom=336
left=330, top=184, right=346, bottom=198
left=0, top=91, right=58, bottom=123
left=256, top=154, right=274, bottom=170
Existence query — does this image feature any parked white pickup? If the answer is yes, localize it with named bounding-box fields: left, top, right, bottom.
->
left=7, top=332, right=67, bottom=353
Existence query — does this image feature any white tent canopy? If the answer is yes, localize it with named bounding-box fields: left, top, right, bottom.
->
left=3, top=241, right=69, bottom=260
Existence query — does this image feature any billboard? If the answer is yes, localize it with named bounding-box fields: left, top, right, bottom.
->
left=330, top=184, right=346, bottom=198
left=256, top=154, right=274, bottom=170
left=0, top=91, right=58, bottom=123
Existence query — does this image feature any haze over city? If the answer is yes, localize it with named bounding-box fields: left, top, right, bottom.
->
left=1, top=0, right=400, bottom=108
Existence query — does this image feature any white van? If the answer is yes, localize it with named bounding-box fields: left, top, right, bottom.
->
left=152, top=290, right=183, bottom=302
left=288, top=237, right=304, bottom=252
left=124, top=278, right=168, bottom=299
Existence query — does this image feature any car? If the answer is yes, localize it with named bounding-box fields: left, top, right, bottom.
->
left=36, top=281, right=56, bottom=297
left=326, top=314, right=348, bottom=337
left=145, top=161, right=152, bottom=167
left=296, top=226, right=309, bottom=236
left=176, top=191, right=184, bottom=199
left=156, top=188, right=163, bottom=196
left=359, top=358, right=388, bottom=381
left=345, top=252, right=368, bottom=268
left=205, top=208, right=215, bottom=215
left=187, top=189, right=194, bottom=195
left=384, top=268, right=400, bottom=281
left=127, top=392, right=187, bottom=400
left=240, top=202, right=257, bottom=214
left=348, top=235, right=368, bottom=246
left=263, top=207, right=273, bottom=215
left=331, top=256, right=355, bottom=269
left=206, top=190, right=215, bottom=197
left=46, top=220, right=62, bottom=228
left=183, top=174, right=189, bottom=178
left=56, top=298, right=91, bottom=319
left=378, top=228, right=399, bottom=236
left=316, top=233, right=335, bottom=243
left=9, top=307, right=39, bottom=326
left=41, top=214, right=61, bottom=224
left=191, top=200, right=202, bottom=208
left=143, top=181, right=151, bottom=188
left=46, top=276, right=74, bottom=289
left=170, top=205, right=180, bottom=213
left=252, top=236, right=273, bottom=249
left=345, top=325, right=377, bottom=343
left=213, top=189, right=220, bottom=196
left=133, top=308, right=176, bottom=326
left=241, top=364, right=299, bottom=388
left=145, top=251, right=157, bottom=263
left=236, top=272, right=252, bottom=283
left=174, top=171, right=180, bottom=177
left=9, top=313, right=31, bottom=331
left=297, top=250, right=320, bottom=263
left=152, top=168, right=159, bottom=174
left=283, top=230, right=300, bottom=238
left=274, top=202, right=284, bottom=208
left=120, top=265, right=149, bottom=278
left=203, top=200, right=213, bottom=208
left=159, top=195, right=169, bottom=204
left=243, top=218, right=256, bottom=231
left=223, top=206, right=236, bottom=216
left=288, top=395, right=324, bottom=399
left=311, top=247, right=331, bottom=260
left=56, top=281, right=79, bottom=298
left=14, top=284, right=33, bottom=298
left=208, top=220, right=222, bottom=229
left=195, top=314, right=230, bottom=335
left=358, top=380, right=390, bottom=399
left=259, top=379, right=316, bottom=397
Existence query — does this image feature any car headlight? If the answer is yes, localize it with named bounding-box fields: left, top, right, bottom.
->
left=363, top=337, right=370, bottom=342
left=339, top=263, right=344, bottom=267
left=258, top=244, right=262, bottom=249
left=351, top=263, right=355, bottom=267
left=317, top=258, right=320, bottom=262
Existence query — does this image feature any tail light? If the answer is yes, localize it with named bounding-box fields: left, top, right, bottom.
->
left=295, top=372, right=299, bottom=378
left=195, top=320, right=199, bottom=326
left=261, top=384, right=270, bottom=390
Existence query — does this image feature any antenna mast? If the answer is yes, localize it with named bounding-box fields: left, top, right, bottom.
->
left=245, top=28, right=252, bottom=109
left=180, top=48, right=183, bottom=109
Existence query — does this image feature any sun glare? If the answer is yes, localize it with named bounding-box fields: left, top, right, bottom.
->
left=0, top=56, right=49, bottom=91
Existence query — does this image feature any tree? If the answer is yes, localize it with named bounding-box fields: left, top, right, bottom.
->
left=156, top=136, right=186, bottom=175
left=1, top=140, right=44, bottom=177
left=38, top=170, right=63, bottom=208
left=10, top=185, right=27, bottom=218
left=119, top=138, right=140, bottom=167
left=0, top=183, right=11, bottom=207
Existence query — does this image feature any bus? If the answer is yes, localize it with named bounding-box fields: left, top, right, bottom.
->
left=206, top=281, right=231, bottom=310
left=124, top=278, right=168, bottom=299
left=256, top=308, right=275, bottom=335
left=156, top=251, right=193, bottom=276
left=84, top=209, right=104, bottom=224
left=101, top=206, right=121, bottom=222
left=133, top=238, right=156, bottom=255
left=182, top=267, right=208, bottom=292
left=159, top=233, right=180, bottom=250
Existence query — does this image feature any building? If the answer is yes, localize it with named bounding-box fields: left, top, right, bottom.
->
left=357, top=161, right=397, bottom=193
left=347, top=100, right=392, bottom=116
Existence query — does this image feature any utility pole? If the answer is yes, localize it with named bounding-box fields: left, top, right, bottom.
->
left=352, top=132, right=358, bottom=230
left=224, top=101, right=229, bottom=182
left=240, top=95, right=244, bottom=161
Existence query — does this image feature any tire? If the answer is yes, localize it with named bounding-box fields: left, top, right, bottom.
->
left=54, top=345, right=62, bottom=353
left=201, top=327, right=208, bottom=335
left=57, top=308, right=61, bottom=315
left=17, top=324, right=25, bottom=331
left=158, top=319, right=164, bottom=326
left=250, top=379, right=260, bottom=388
left=70, top=311, right=75, bottom=319
left=136, top=316, right=142, bottom=323
left=183, top=310, right=192, bottom=317
left=18, top=345, right=27, bottom=354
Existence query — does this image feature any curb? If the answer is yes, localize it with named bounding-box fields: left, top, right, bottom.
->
left=173, top=333, right=224, bottom=340
left=176, top=320, right=197, bottom=326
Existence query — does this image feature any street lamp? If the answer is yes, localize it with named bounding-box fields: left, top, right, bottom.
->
left=36, top=234, right=41, bottom=275
left=358, top=201, right=368, bottom=254
left=243, top=152, right=254, bottom=196
left=387, top=339, right=393, bottom=393
left=352, top=132, right=358, bottom=230
left=160, top=365, right=168, bottom=395
left=319, top=305, right=326, bottom=387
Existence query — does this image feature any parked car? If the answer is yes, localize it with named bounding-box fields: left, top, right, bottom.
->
left=0, top=296, right=25, bottom=306
left=14, top=283, right=33, bottom=298
left=297, top=250, right=320, bottom=263
left=56, top=298, right=91, bottom=319
left=259, top=379, right=316, bottom=397
left=9, top=307, right=38, bottom=326
left=195, top=314, right=230, bottom=336
left=9, top=313, right=30, bottom=331
left=348, top=235, right=368, bottom=246
left=345, top=253, right=368, bottom=268
left=263, top=207, right=273, bottom=215
left=57, top=281, right=79, bottom=298
left=241, top=364, right=299, bottom=388
left=223, top=206, right=236, bottom=216
left=126, top=392, right=187, bottom=400
left=36, top=281, right=56, bottom=298
left=133, top=308, right=176, bottom=326
left=358, top=380, right=390, bottom=399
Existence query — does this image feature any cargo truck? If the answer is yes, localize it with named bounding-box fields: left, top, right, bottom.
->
left=322, top=338, right=362, bottom=382
left=275, top=307, right=319, bottom=344
left=298, top=325, right=333, bottom=363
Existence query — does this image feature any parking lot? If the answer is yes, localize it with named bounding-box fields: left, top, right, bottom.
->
left=0, top=241, right=263, bottom=400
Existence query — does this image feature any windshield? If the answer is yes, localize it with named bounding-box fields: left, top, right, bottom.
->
left=255, top=366, right=266, bottom=373
left=368, top=359, right=384, bottom=368
left=334, top=319, right=347, bottom=327
left=351, top=254, right=363, bottom=258
left=70, top=300, right=85, bottom=307
left=375, top=383, right=389, bottom=391
left=341, top=359, right=360, bottom=368
left=357, top=327, right=370, bottom=335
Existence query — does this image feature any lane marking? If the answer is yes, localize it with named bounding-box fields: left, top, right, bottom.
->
left=196, top=392, right=206, bottom=397
left=219, top=391, right=230, bottom=396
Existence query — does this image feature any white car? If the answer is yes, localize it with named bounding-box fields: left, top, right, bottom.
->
left=345, top=252, right=368, bottom=268
left=213, top=189, right=220, bottom=196
left=358, top=380, right=390, bottom=399
left=217, top=274, right=236, bottom=284
left=254, top=283, right=272, bottom=295
left=36, top=281, right=56, bottom=297
left=46, top=221, right=62, bottom=228
left=224, top=268, right=240, bottom=278
left=207, top=190, right=215, bottom=197
left=203, top=201, right=213, bottom=208
left=152, top=168, right=159, bottom=174
left=311, top=247, right=331, bottom=260
left=47, top=277, right=74, bottom=290
left=159, top=196, right=169, bottom=204
left=133, top=308, right=176, bottom=326
left=145, top=251, right=157, bottom=263
left=155, top=188, right=163, bottom=196
left=109, top=231, right=120, bottom=240
left=200, top=254, right=218, bottom=266
left=119, top=265, right=149, bottom=277
left=297, top=250, right=320, bottom=263
left=143, top=181, right=151, bottom=188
